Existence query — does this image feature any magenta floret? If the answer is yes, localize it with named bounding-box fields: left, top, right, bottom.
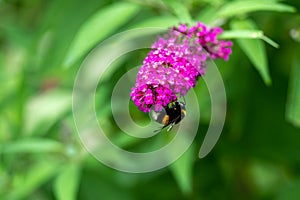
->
left=130, top=84, right=177, bottom=112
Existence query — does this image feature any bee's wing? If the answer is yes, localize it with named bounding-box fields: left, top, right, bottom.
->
left=166, top=122, right=175, bottom=132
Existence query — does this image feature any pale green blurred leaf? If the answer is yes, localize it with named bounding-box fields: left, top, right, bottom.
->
left=6, top=160, right=60, bottom=200
left=1, top=138, right=63, bottom=154
left=286, top=59, right=300, bottom=127
left=64, top=2, right=140, bottom=67
left=54, top=164, right=81, bottom=200
left=170, top=144, right=195, bottom=195
left=200, top=0, right=224, bottom=5
left=290, top=27, right=300, bottom=42
left=24, top=89, right=72, bottom=135
left=162, top=0, right=193, bottom=24
left=220, top=30, right=279, bottom=48
left=249, top=161, right=283, bottom=194
left=130, top=15, right=178, bottom=28
left=231, top=19, right=271, bottom=85
left=0, top=69, right=20, bottom=105
left=217, top=0, right=296, bottom=18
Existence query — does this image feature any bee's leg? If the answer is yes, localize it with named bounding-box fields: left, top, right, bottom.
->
left=167, top=125, right=173, bottom=132
left=167, top=122, right=176, bottom=132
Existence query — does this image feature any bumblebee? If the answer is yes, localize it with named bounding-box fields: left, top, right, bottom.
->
left=151, top=101, right=186, bottom=132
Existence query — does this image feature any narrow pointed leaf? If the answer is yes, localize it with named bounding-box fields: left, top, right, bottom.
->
left=64, top=2, right=140, bottom=67
left=231, top=20, right=271, bottom=85
left=220, top=30, right=279, bottom=48
left=1, top=138, right=63, bottom=154
left=162, top=0, right=193, bottom=24
left=286, top=59, right=300, bottom=127
left=217, top=0, right=296, bottom=18
left=54, top=164, right=81, bottom=200
left=170, top=144, right=195, bottom=195
left=196, top=6, right=219, bottom=25
left=130, top=16, right=178, bottom=28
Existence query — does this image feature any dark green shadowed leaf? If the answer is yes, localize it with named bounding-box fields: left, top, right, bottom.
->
left=162, top=0, right=193, bottom=24
left=64, top=2, right=140, bottom=67
left=286, top=59, right=300, bottom=127
left=217, top=0, right=296, bottom=18
left=276, top=179, right=300, bottom=200
left=54, top=164, right=81, bottom=200
left=1, top=138, right=63, bottom=154
left=231, top=19, right=271, bottom=85
left=170, top=144, right=195, bottom=195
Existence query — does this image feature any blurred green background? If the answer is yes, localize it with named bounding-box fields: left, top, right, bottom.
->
left=1, top=0, right=300, bottom=199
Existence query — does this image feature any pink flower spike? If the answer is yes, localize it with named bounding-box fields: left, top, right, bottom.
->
left=130, top=21, right=233, bottom=112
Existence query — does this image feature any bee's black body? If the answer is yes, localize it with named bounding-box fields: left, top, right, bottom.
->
left=151, top=101, right=186, bottom=132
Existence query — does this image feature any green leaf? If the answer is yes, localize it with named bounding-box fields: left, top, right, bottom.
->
left=231, top=19, right=271, bottom=85
left=220, top=30, right=279, bottom=48
left=276, top=179, right=300, bottom=200
left=217, top=0, right=296, bottom=18
left=130, top=15, right=178, bottom=28
left=170, top=144, right=195, bottom=195
left=0, top=25, right=31, bottom=49
left=24, top=89, right=72, bottom=136
left=1, top=138, right=63, bottom=154
left=195, top=6, right=219, bottom=25
left=248, top=161, right=282, bottom=194
left=286, top=59, right=300, bottom=127
left=54, top=164, right=81, bottom=200
left=64, top=2, right=140, bottom=67
left=162, top=0, right=193, bottom=24
left=6, top=160, right=60, bottom=200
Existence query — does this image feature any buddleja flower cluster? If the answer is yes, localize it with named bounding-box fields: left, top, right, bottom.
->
left=131, top=22, right=233, bottom=112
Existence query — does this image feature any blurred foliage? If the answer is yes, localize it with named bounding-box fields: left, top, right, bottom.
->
left=1, top=0, right=300, bottom=199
